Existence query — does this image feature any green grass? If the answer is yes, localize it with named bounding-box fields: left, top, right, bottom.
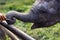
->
left=0, top=0, right=60, bottom=40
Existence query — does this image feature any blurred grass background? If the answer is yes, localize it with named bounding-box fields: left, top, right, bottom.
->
left=0, top=0, right=60, bottom=40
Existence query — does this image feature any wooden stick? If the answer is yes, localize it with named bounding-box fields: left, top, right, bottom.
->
left=0, top=25, right=6, bottom=40
left=0, top=25, right=20, bottom=40
left=0, top=21, right=36, bottom=40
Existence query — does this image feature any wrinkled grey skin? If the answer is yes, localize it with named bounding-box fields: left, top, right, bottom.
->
left=6, top=0, right=60, bottom=29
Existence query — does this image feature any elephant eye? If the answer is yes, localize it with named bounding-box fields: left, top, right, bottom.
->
left=40, top=10, right=47, bottom=13
left=38, top=7, right=47, bottom=13
left=42, top=10, right=47, bottom=13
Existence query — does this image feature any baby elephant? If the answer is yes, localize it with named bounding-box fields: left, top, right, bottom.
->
left=6, top=0, right=60, bottom=29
